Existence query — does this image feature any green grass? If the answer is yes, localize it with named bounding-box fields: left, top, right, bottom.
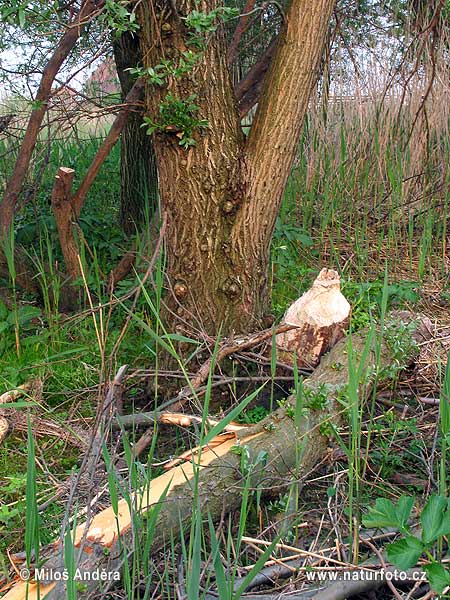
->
left=0, top=84, right=448, bottom=596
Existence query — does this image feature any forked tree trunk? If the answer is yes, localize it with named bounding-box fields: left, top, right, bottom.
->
left=139, top=0, right=335, bottom=336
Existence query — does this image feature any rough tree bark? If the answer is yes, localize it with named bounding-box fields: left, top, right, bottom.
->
left=112, top=32, right=159, bottom=235
left=2, top=314, right=429, bottom=600
left=50, top=167, right=79, bottom=278
left=139, top=0, right=335, bottom=337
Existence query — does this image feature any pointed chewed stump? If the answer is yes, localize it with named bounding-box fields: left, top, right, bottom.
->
left=274, top=268, right=351, bottom=369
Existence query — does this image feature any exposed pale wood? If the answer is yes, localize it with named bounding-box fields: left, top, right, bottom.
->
left=275, top=268, right=351, bottom=368
left=2, top=315, right=430, bottom=600
left=159, top=411, right=246, bottom=432
left=0, top=581, right=55, bottom=600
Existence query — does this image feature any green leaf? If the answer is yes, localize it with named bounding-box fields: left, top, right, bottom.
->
left=396, top=495, right=415, bottom=528
left=208, top=514, right=228, bottom=596
left=421, top=496, right=448, bottom=543
left=44, top=347, right=88, bottom=361
left=22, top=332, right=50, bottom=346
left=18, top=8, right=26, bottom=27
left=30, top=99, right=45, bottom=110
left=201, top=382, right=267, bottom=447
left=424, top=563, right=450, bottom=594
left=102, top=444, right=119, bottom=515
left=434, top=511, right=450, bottom=540
left=8, top=306, right=41, bottom=326
left=0, top=401, right=35, bottom=409
left=363, top=496, right=414, bottom=530
left=160, top=333, right=200, bottom=344
left=387, top=536, right=423, bottom=569
left=234, top=536, right=280, bottom=599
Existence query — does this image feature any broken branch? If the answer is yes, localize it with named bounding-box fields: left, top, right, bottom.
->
left=2, top=314, right=431, bottom=600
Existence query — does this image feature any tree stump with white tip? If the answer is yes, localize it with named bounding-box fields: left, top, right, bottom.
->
left=274, top=268, right=351, bottom=369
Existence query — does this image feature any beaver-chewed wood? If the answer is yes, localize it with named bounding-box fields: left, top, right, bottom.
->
left=275, top=268, right=351, bottom=369
left=3, top=314, right=430, bottom=600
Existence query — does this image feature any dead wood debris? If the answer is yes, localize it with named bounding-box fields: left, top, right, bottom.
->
left=0, top=381, right=89, bottom=449
left=1, top=313, right=432, bottom=600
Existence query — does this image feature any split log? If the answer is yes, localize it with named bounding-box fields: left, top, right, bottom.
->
left=2, top=314, right=429, bottom=600
left=274, top=268, right=351, bottom=369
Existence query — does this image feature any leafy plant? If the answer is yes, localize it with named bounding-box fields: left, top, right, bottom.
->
left=128, top=51, right=200, bottom=86
left=303, top=384, right=332, bottom=410
left=99, top=0, right=138, bottom=35
left=143, top=93, right=208, bottom=148
left=363, top=495, right=450, bottom=594
left=341, top=280, right=421, bottom=332
left=0, top=474, right=26, bottom=527
left=369, top=413, right=421, bottom=479
left=0, top=301, right=46, bottom=356
left=381, top=319, right=418, bottom=378
left=184, top=6, right=239, bottom=48
left=240, top=405, right=269, bottom=424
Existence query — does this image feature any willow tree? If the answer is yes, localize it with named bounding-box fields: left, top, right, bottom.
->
left=138, top=0, right=335, bottom=335
left=0, top=0, right=334, bottom=332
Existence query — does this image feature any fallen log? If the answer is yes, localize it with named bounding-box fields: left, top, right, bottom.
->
left=2, top=314, right=430, bottom=600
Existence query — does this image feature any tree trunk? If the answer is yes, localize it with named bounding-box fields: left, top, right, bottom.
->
left=50, top=167, right=79, bottom=278
left=2, top=315, right=430, bottom=600
left=112, top=32, right=158, bottom=235
left=138, top=0, right=335, bottom=337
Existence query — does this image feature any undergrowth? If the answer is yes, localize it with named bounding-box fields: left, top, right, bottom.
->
left=0, top=88, right=448, bottom=597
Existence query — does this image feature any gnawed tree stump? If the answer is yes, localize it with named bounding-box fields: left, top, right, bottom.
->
left=275, top=268, right=351, bottom=368
left=2, top=315, right=430, bottom=600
